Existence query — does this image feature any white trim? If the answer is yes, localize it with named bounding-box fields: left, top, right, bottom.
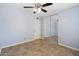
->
left=1, top=38, right=38, bottom=49
left=58, top=43, right=79, bottom=51
left=0, top=48, right=2, bottom=54
left=41, top=35, right=58, bottom=39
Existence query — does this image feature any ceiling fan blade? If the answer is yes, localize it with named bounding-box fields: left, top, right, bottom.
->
left=42, top=3, right=53, bottom=7
left=41, top=9, right=47, bottom=13
left=24, top=6, right=34, bottom=8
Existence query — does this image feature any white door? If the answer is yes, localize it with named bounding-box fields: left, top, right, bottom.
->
left=42, top=17, right=51, bottom=37
left=34, top=18, right=41, bottom=39
left=51, top=15, right=58, bottom=36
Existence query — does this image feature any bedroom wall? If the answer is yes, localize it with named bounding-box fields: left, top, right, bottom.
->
left=58, top=5, right=79, bottom=49
left=0, top=4, right=36, bottom=48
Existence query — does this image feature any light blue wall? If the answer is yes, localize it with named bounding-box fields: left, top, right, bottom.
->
left=58, top=5, right=79, bottom=49
left=0, top=4, right=35, bottom=48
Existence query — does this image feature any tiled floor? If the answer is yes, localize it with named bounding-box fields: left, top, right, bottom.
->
left=0, top=36, right=79, bottom=56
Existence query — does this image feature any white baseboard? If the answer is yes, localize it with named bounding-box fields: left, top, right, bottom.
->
left=41, top=35, right=58, bottom=39
left=58, top=43, right=79, bottom=51
left=1, top=38, right=37, bottom=49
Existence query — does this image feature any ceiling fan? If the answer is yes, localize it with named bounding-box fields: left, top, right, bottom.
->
left=24, top=3, right=53, bottom=13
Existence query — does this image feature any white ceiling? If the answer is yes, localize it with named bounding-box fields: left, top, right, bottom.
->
left=0, top=3, right=79, bottom=17
left=34, top=3, right=79, bottom=17
left=21, top=3, right=79, bottom=17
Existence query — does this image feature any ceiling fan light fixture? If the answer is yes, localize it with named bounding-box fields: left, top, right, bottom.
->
left=24, top=3, right=53, bottom=14
left=37, top=8, right=41, bottom=13
left=34, top=8, right=41, bottom=13
left=34, top=8, right=37, bottom=12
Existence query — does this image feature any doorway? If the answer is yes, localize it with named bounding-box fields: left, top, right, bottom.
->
left=41, top=16, right=58, bottom=38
